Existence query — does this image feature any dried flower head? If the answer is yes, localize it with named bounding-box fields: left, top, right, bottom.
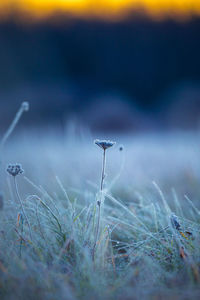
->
left=119, top=145, right=124, bottom=151
left=7, top=164, right=24, bottom=177
left=170, top=214, right=181, bottom=231
left=94, top=139, right=115, bottom=150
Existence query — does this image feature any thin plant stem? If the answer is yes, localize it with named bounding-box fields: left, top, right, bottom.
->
left=100, top=149, right=106, bottom=191
left=92, top=149, right=106, bottom=261
left=14, top=176, right=32, bottom=240
left=0, top=102, right=29, bottom=191
left=19, top=215, right=24, bottom=259
left=0, top=103, right=28, bottom=154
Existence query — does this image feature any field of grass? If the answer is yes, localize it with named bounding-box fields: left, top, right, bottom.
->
left=0, top=104, right=200, bottom=300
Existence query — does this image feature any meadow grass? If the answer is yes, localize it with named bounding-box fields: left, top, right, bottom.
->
left=0, top=106, right=200, bottom=299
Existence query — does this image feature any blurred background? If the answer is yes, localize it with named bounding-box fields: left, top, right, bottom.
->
left=0, top=0, right=200, bottom=133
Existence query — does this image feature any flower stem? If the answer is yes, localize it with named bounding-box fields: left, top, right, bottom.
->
left=100, top=149, right=106, bottom=191
left=0, top=104, right=26, bottom=156
left=92, top=149, right=106, bottom=261
left=19, top=216, right=24, bottom=259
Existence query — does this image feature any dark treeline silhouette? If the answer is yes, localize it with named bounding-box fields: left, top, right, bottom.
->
left=0, top=14, right=200, bottom=131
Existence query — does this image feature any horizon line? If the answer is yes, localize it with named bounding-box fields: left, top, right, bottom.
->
left=0, top=2, right=200, bottom=23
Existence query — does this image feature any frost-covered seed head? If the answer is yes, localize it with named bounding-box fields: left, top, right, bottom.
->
left=94, top=139, right=116, bottom=150
left=21, top=101, right=29, bottom=112
left=7, top=164, right=24, bottom=177
left=170, top=214, right=181, bottom=231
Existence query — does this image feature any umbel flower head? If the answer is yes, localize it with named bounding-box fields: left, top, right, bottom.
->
left=94, top=139, right=116, bottom=150
left=7, top=164, right=24, bottom=177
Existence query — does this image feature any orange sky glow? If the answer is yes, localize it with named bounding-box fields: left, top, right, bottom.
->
left=0, top=0, right=200, bottom=21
